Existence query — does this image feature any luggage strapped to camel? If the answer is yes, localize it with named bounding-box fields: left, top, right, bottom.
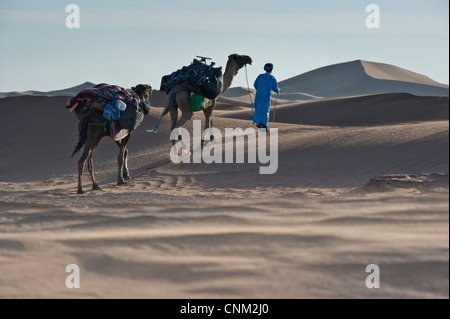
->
left=66, top=84, right=146, bottom=140
left=160, top=56, right=224, bottom=110
left=146, top=56, right=223, bottom=134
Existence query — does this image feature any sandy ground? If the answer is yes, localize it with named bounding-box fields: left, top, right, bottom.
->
left=0, top=61, right=448, bottom=298
left=0, top=189, right=448, bottom=299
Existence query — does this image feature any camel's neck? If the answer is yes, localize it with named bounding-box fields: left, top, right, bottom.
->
left=221, top=60, right=239, bottom=93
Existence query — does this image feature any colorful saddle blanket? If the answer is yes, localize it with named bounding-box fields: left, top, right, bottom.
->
left=66, top=83, right=139, bottom=112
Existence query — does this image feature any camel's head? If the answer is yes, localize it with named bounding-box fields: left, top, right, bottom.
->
left=132, top=84, right=152, bottom=100
left=229, top=54, right=253, bottom=69
left=132, top=84, right=152, bottom=115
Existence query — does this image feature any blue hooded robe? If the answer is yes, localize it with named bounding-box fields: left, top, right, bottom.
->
left=253, top=73, right=280, bottom=126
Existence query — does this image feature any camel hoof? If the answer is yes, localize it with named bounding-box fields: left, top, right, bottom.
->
left=117, top=180, right=127, bottom=186
left=92, top=184, right=102, bottom=191
left=77, top=189, right=85, bottom=194
left=124, top=175, right=131, bottom=181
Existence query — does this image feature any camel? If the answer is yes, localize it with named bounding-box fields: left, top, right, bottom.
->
left=71, top=84, right=152, bottom=194
left=161, top=54, right=252, bottom=147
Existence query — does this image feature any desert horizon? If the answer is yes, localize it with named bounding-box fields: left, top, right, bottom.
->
left=2, top=59, right=449, bottom=98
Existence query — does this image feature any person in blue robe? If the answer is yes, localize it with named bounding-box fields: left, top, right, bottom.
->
left=253, top=63, right=280, bottom=131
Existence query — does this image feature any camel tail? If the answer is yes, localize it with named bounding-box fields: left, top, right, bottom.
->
left=71, top=120, right=89, bottom=157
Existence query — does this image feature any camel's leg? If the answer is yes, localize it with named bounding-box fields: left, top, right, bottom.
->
left=122, top=148, right=131, bottom=180
left=87, top=152, right=102, bottom=191
left=169, top=105, right=179, bottom=145
left=77, top=147, right=92, bottom=194
left=170, top=105, right=179, bottom=130
left=117, top=147, right=126, bottom=185
left=202, top=99, right=216, bottom=148
left=169, top=111, right=192, bottom=156
left=172, top=111, right=191, bottom=132
left=170, top=91, right=193, bottom=146
left=117, top=135, right=130, bottom=185
left=172, top=92, right=192, bottom=132
left=170, top=109, right=191, bottom=148
left=115, top=140, right=130, bottom=181
left=75, top=112, right=106, bottom=194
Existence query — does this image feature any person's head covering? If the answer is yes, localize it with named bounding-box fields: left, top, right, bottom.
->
left=264, top=63, right=273, bottom=72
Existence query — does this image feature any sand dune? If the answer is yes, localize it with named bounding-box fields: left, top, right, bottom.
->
left=148, top=89, right=171, bottom=108
left=0, top=61, right=448, bottom=298
left=279, top=60, right=449, bottom=98
left=360, top=61, right=448, bottom=87
left=221, top=87, right=321, bottom=106
left=219, top=60, right=449, bottom=108
left=0, top=82, right=96, bottom=98
left=1, top=94, right=447, bottom=188
left=226, top=93, right=449, bottom=126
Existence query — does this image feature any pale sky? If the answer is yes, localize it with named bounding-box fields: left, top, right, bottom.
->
left=0, top=0, right=448, bottom=92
